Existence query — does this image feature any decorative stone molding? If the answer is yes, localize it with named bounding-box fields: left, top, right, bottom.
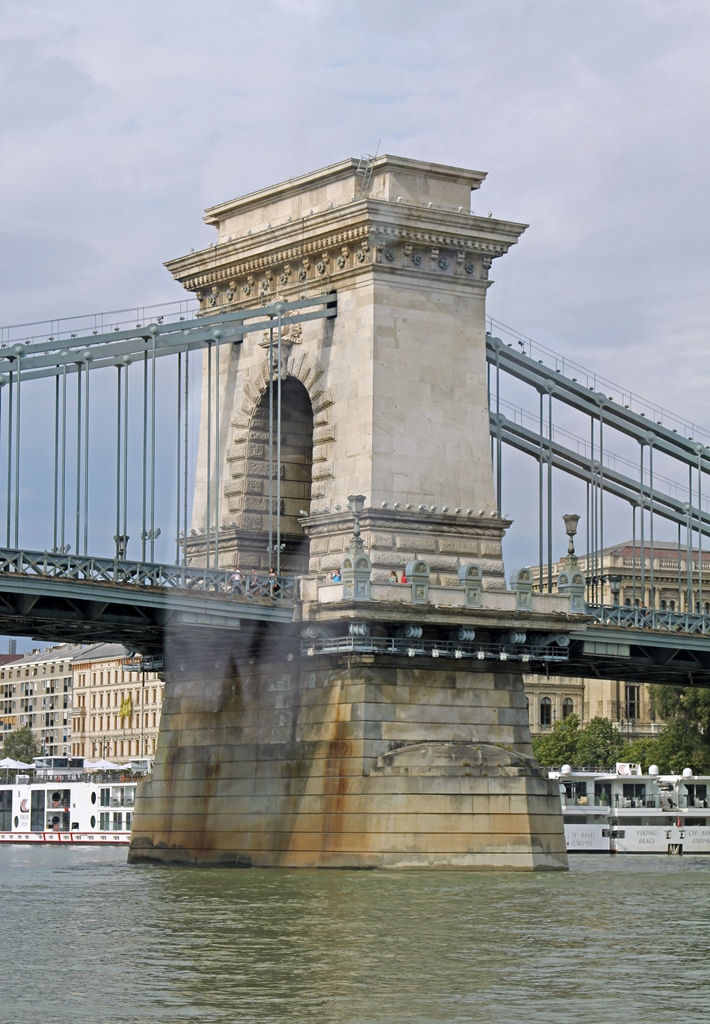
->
left=458, top=563, right=483, bottom=608
left=557, top=567, right=586, bottom=613
left=405, top=559, right=431, bottom=605
left=342, top=549, right=372, bottom=601
left=510, top=567, right=534, bottom=610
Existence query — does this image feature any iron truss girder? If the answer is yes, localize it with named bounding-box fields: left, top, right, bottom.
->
left=0, top=293, right=337, bottom=384
left=486, top=334, right=710, bottom=470
left=489, top=411, right=710, bottom=532
left=0, top=549, right=298, bottom=651
left=550, top=627, right=710, bottom=687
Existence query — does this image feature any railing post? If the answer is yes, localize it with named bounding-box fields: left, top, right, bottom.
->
left=510, top=567, right=534, bottom=610
left=406, top=560, right=431, bottom=605
left=458, top=563, right=482, bottom=608
left=557, top=567, right=586, bottom=613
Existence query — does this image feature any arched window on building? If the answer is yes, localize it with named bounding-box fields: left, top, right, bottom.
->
left=562, top=698, right=574, bottom=719
left=670, top=600, right=676, bottom=611
left=624, top=598, right=632, bottom=606
left=540, top=697, right=552, bottom=728
left=660, top=600, right=667, bottom=610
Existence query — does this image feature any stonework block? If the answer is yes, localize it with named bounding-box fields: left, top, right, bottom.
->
left=438, top=537, right=480, bottom=555
left=396, top=535, right=435, bottom=551
left=313, top=425, right=336, bottom=443
left=481, top=542, right=503, bottom=557
left=371, top=533, right=395, bottom=548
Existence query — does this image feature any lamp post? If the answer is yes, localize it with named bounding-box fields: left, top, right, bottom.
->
left=347, top=494, right=366, bottom=551
left=113, top=534, right=129, bottom=560
left=562, top=514, right=580, bottom=563
left=609, top=574, right=622, bottom=607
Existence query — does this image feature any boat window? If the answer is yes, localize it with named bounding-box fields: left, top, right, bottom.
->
left=595, top=783, right=612, bottom=806
left=564, top=814, right=607, bottom=824
left=46, top=808, right=70, bottom=831
left=686, top=784, right=708, bottom=808
left=562, top=781, right=588, bottom=804
left=110, top=786, right=135, bottom=808
left=100, top=787, right=110, bottom=807
left=31, top=790, right=45, bottom=832
left=685, top=818, right=710, bottom=827
left=99, top=812, right=110, bottom=830
left=618, top=783, right=647, bottom=807
left=49, top=789, right=71, bottom=810
left=112, top=812, right=123, bottom=831
left=0, top=790, right=12, bottom=831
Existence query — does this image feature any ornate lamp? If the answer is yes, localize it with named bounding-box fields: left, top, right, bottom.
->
left=608, top=574, right=622, bottom=605
left=347, top=494, right=366, bottom=551
left=561, top=516, right=577, bottom=565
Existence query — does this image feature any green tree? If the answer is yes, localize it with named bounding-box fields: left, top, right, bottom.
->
left=532, top=713, right=580, bottom=767
left=619, top=734, right=661, bottom=772
left=651, top=718, right=710, bottom=774
left=574, top=716, right=626, bottom=769
left=650, top=685, right=710, bottom=740
left=2, top=725, right=41, bottom=764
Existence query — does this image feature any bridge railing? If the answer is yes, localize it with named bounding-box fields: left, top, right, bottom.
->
left=0, top=548, right=298, bottom=602
left=586, top=602, right=710, bottom=636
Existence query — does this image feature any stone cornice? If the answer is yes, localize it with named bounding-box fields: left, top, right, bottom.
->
left=167, top=200, right=525, bottom=279
left=302, top=509, right=512, bottom=539
left=166, top=203, right=523, bottom=305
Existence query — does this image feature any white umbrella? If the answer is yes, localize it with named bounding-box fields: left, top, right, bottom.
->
left=84, top=758, right=122, bottom=770
left=0, top=757, right=33, bottom=769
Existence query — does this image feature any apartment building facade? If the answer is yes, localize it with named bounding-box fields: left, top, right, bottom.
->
left=0, top=642, right=163, bottom=760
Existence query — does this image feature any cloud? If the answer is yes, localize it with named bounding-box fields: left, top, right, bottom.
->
left=0, top=0, right=709, bottom=579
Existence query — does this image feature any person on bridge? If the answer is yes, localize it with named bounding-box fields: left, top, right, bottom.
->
left=249, top=568, right=260, bottom=594
left=231, top=567, right=243, bottom=594
left=388, top=570, right=398, bottom=583
left=268, top=567, right=280, bottom=597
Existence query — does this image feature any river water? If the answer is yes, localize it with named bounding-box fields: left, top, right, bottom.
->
left=4, top=847, right=708, bottom=1024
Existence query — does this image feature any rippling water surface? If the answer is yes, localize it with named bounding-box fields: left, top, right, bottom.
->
left=4, top=847, right=709, bottom=1024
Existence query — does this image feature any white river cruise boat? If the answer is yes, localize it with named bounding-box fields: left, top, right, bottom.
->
left=550, top=762, right=710, bottom=854
left=0, top=756, right=145, bottom=845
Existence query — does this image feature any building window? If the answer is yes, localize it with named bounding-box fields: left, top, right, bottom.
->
left=625, top=685, right=640, bottom=721
left=540, top=697, right=552, bottom=728
left=670, top=600, right=676, bottom=611
left=660, top=600, right=667, bottom=610
left=562, top=698, right=574, bottom=719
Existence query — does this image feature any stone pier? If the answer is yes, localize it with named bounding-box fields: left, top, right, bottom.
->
left=129, top=155, right=576, bottom=869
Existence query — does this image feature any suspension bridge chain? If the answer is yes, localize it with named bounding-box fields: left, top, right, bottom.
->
left=0, top=293, right=336, bottom=569
left=487, top=323, right=710, bottom=624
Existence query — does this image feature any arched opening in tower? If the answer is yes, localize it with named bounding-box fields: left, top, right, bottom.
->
left=236, top=377, right=314, bottom=576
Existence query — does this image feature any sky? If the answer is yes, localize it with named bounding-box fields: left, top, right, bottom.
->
left=1, top=0, right=710, bottom=646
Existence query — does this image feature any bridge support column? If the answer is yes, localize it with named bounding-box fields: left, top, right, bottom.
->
left=129, top=629, right=566, bottom=870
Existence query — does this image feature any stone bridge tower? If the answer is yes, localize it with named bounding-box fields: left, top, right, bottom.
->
left=172, top=155, right=522, bottom=585
left=129, top=156, right=572, bottom=870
